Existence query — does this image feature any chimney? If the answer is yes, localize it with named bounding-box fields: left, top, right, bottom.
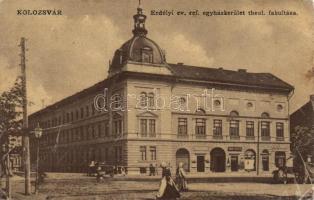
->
left=177, top=62, right=184, bottom=65
left=238, top=69, right=247, bottom=73
left=310, top=94, right=314, bottom=102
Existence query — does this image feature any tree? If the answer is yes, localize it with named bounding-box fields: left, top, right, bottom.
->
left=291, top=125, right=314, bottom=172
left=0, top=76, right=23, bottom=141
left=0, top=76, right=23, bottom=176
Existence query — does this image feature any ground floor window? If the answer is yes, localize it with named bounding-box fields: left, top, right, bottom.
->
left=140, top=167, right=147, bottom=174
left=262, top=150, right=269, bottom=171
left=275, top=151, right=286, bottom=168
left=140, top=146, right=147, bottom=161
left=244, top=150, right=256, bottom=171
left=210, top=148, right=226, bottom=172
left=150, top=146, right=156, bottom=160
left=176, top=148, right=190, bottom=172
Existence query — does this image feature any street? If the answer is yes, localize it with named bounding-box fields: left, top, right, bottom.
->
left=8, top=174, right=313, bottom=200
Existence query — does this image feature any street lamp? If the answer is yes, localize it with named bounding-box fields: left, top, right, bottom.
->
left=34, top=123, right=42, bottom=194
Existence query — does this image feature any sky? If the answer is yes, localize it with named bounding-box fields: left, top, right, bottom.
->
left=0, top=0, right=313, bottom=114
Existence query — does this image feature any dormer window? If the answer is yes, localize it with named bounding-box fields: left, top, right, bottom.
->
left=141, top=47, right=153, bottom=63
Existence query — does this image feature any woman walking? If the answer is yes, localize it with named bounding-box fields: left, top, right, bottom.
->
left=175, top=162, right=188, bottom=192
left=156, top=162, right=180, bottom=200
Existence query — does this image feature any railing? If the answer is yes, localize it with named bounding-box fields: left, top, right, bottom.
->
left=195, top=134, right=207, bottom=139
left=276, top=137, right=284, bottom=141
left=230, top=135, right=240, bottom=140
left=139, top=133, right=157, bottom=138
left=177, top=134, right=189, bottom=139
left=246, top=136, right=255, bottom=140
left=261, top=136, right=271, bottom=141
left=212, top=135, right=223, bottom=140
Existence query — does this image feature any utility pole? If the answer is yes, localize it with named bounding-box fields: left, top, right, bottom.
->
left=6, top=153, right=11, bottom=199
left=257, top=121, right=260, bottom=176
left=20, top=37, right=31, bottom=195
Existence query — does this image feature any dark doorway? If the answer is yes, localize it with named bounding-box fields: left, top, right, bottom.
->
left=262, top=150, right=269, bottom=171
left=197, top=156, right=205, bottom=172
left=210, top=148, right=226, bottom=172
left=176, top=148, right=190, bottom=172
left=231, top=155, right=239, bottom=171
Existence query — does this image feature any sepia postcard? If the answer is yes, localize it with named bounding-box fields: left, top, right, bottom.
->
left=0, top=0, right=313, bottom=199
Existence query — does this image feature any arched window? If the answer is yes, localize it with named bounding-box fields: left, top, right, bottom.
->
left=148, top=92, right=154, bottom=107
left=230, top=110, right=239, bottom=117
left=195, top=108, right=206, bottom=115
left=261, top=150, right=269, bottom=171
left=141, top=47, right=153, bottom=63
left=261, top=112, right=270, bottom=118
left=140, top=92, right=147, bottom=107
left=229, top=111, right=239, bottom=139
left=244, top=149, right=256, bottom=171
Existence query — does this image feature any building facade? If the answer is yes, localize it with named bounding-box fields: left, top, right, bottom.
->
left=29, top=6, right=294, bottom=175
left=290, top=95, right=314, bottom=163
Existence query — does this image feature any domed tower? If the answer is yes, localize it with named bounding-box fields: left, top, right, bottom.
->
left=108, top=3, right=171, bottom=77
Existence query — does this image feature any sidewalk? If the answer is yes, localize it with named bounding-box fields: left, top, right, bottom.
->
left=14, top=171, right=274, bottom=183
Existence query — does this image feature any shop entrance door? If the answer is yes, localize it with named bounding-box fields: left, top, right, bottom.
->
left=197, top=156, right=205, bottom=172
left=231, top=155, right=239, bottom=171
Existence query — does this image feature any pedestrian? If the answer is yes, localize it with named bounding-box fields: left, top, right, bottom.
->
left=155, top=163, right=159, bottom=176
left=121, top=166, right=126, bottom=176
left=149, top=164, right=155, bottom=176
left=175, top=162, right=188, bottom=192
left=88, top=161, right=95, bottom=176
left=156, top=162, right=180, bottom=200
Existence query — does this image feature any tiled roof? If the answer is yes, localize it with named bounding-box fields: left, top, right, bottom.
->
left=168, top=63, right=294, bottom=91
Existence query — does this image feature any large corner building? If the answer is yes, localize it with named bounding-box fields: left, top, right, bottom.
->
left=29, top=6, right=294, bottom=175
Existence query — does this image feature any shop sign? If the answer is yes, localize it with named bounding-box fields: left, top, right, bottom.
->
left=228, top=147, right=242, bottom=151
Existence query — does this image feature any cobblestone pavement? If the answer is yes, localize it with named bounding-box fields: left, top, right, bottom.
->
left=8, top=175, right=313, bottom=200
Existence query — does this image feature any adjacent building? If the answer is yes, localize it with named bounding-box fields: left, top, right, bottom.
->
left=29, top=6, right=294, bottom=175
left=290, top=95, right=314, bottom=163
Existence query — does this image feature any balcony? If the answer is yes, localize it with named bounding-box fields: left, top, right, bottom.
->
left=195, top=134, right=207, bottom=139
left=140, top=133, right=157, bottom=138
left=177, top=134, right=189, bottom=139
left=276, top=137, right=284, bottom=141
left=230, top=135, right=240, bottom=140
left=213, top=135, right=223, bottom=140
left=246, top=136, right=255, bottom=140
left=261, top=136, right=271, bottom=141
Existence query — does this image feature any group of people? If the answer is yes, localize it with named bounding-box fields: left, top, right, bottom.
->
left=156, top=162, right=188, bottom=200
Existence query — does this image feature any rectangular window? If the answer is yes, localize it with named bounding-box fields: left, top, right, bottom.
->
left=178, top=118, right=187, bottom=135
left=98, top=123, right=102, bottom=137
left=149, top=119, right=156, bottom=136
left=67, top=113, right=70, bottom=123
left=195, top=118, right=206, bottom=135
left=261, top=121, right=270, bottom=137
left=91, top=103, right=95, bottom=115
left=76, top=110, right=79, bottom=120
left=80, top=107, right=84, bottom=119
left=229, top=120, right=239, bottom=137
left=104, top=121, right=109, bottom=137
left=140, top=119, right=147, bottom=136
left=86, top=106, right=89, bottom=117
left=119, top=146, right=122, bottom=162
left=140, top=146, right=146, bottom=161
left=276, top=122, right=284, bottom=138
left=86, top=125, right=90, bottom=140
left=246, top=121, right=254, bottom=136
left=114, top=120, right=122, bottom=136
left=150, top=146, right=157, bottom=160
left=91, top=125, right=95, bottom=138
left=213, top=119, right=222, bottom=136
left=80, top=127, right=84, bottom=141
